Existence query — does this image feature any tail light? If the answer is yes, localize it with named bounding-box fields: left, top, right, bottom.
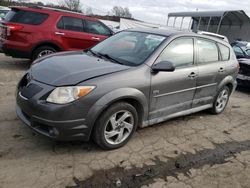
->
left=6, top=24, right=23, bottom=31
left=3, top=23, right=23, bottom=35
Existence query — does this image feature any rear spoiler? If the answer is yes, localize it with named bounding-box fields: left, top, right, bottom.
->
left=197, top=31, right=229, bottom=43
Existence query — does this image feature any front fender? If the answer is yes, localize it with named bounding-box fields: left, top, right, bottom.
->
left=85, top=88, right=148, bottom=136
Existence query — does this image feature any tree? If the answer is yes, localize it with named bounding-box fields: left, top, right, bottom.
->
left=85, top=7, right=93, bottom=15
left=124, top=7, right=132, bottom=18
left=59, top=0, right=82, bottom=12
left=0, top=0, right=13, bottom=6
left=17, top=0, right=30, bottom=3
left=111, top=6, right=132, bottom=18
left=37, top=2, right=44, bottom=6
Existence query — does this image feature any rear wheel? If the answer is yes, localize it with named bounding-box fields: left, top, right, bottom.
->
left=210, top=86, right=230, bottom=114
left=93, top=102, right=138, bottom=150
left=32, top=46, right=57, bottom=60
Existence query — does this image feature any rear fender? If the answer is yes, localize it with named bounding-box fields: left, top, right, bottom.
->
left=216, top=76, right=236, bottom=95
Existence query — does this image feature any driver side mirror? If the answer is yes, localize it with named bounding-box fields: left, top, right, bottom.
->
left=152, top=61, right=176, bottom=72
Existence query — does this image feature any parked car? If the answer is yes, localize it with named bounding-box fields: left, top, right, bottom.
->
left=0, top=6, right=10, bottom=21
left=231, top=42, right=250, bottom=86
left=16, top=28, right=238, bottom=149
left=232, top=41, right=250, bottom=56
left=0, top=6, right=113, bottom=60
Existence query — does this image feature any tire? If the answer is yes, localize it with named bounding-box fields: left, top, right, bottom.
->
left=210, top=86, right=230, bottom=114
left=93, top=102, right=138, bottom=150
left=32, top=46, right=57, bottom=60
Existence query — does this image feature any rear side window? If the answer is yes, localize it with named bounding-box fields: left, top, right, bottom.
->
left=57, top=16, right=84, bottom=32
left=157, top=38, right=194, bottom=68
left=197, top=39, right=219, bottom=64
left=5, top=9, right=48, bottom=25
left=84, top=20, right=111, bottom=35
left=218, top=43, right=230, bottom=61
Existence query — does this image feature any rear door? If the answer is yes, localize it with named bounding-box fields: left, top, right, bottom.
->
left=192, top=38, right=227, bottom=108
left=55, top=16, right=111, bottom=50
left=55, top=16, right=87, bottom=50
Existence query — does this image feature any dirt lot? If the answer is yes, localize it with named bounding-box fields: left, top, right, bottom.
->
left=0, top=53, right=250, bottom=188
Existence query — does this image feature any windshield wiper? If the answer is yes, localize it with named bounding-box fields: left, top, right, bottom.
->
left=86, top=49, right=124, bottom=65
left=98, top=53, right=124, bottom=65
left=86, top=49, right=102, bottom=58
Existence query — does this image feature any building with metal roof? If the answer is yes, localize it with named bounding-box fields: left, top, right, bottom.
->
left=167, top=10, right=250, bottom=42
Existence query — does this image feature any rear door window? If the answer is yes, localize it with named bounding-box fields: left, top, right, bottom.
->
left=57, top=16, right=84, bottom=32
left=197, top=39, right=219, bottom=64
left=5, top=9, right=48, bottom=25
left=218, top=43, right=230, bottom=61
left=84, top=20, right=111, bottom=35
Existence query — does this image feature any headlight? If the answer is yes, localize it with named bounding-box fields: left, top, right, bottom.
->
left=46, top=86, right=95, bottom=104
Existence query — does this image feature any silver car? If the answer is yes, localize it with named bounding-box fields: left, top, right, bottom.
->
left=16, top=28, right=238, bottom=149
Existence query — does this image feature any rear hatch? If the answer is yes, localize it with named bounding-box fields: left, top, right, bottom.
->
left=0, top=7, right=49, bottom=42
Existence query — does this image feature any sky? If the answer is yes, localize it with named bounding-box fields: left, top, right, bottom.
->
left=32, top=0, right=250, bottom=24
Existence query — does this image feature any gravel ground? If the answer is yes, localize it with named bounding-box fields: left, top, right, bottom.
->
left=0, top=54, right=250, bottom=188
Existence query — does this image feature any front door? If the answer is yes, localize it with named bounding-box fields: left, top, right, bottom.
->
left=149, top=37, right=198, bottom=121
left=82, top=19, right=111, bottom=48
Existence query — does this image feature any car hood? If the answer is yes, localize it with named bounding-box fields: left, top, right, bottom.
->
left=30, top=51, right=130, bottom=86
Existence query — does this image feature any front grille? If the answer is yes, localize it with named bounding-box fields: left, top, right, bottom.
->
left=19, top=74, right=43, bottom=99
left=21, top=109, right=56, bottom=137
left=20, top=83, right=42, bottom=99
left=239, top=63, right=250, bottom=76
left=32, top=121, right=57, bottom=137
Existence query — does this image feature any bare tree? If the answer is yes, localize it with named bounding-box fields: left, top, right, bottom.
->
left=59, top=0, right=82, bottom=12
left=37, top=2, right=44, bottom=6
left=124, top=7, right=132, bottom=18
left=17, top=0, right=30, bottom=3
left=0, top=0, right=13, bottom=6
left=85, top=7, right=93, bottom=15
left=111, top=6, right=132, bottom=18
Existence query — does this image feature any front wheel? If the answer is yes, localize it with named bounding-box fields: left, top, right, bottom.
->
left=210, top=86, right=230, bottom=114
left=93, top=102, right=138, bottom=150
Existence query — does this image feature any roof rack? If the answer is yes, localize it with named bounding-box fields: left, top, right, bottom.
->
left=28, top=5, right=85, bottom=16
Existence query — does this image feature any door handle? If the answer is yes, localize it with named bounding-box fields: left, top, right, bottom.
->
left=188, top=72, right=198, bottom=78
left=55, top=32, right=65, bottom=36
left=218, top=67, right=225, bottom=73
left=91, top=36, right=100, bottom=41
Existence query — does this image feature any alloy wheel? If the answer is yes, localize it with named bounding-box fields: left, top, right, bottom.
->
left=104, top=110, right=134, bottom=145
left=215, top=88, right=229, bottom=113
left=37, top=49, right=54, bottom=58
